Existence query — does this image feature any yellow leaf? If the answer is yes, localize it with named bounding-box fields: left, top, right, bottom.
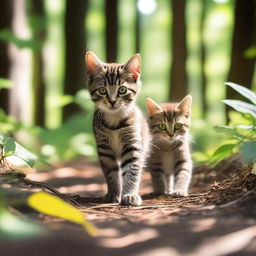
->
left=27, top=192, right=97, bottom=236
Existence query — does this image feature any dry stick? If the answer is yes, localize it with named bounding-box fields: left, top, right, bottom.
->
left=23, top=178, right=82, bottom=208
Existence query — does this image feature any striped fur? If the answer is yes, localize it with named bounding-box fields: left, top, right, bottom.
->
left=146, top=96, right=193, bottom=197
left=85, top=51, right=151, bottom=206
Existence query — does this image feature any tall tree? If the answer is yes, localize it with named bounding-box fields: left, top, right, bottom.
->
left=105, top=0, right=118, bottom=62
left=169, top=0, right=188, bottom=102
left=227, top=0, right=256, bottom=99
left=27, top=0, right=46, bottom=127
left=63, top=0, right=88, bottom=121
left=135, top=0, right=141, bottom=53
left=0, top=0, right=13, bottom=113
left=199, top=0, right=207, bottom=118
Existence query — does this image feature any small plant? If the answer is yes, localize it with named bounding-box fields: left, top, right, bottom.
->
left=213, top=82, right=256, bottom=170
left=0, top=133, right=37, bottom=170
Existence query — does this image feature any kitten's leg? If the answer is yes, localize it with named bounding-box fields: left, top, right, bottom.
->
left=120, top=141, right=144, bottom=206
left=172, top=160, right=192, bottom=197
left=97, top=144, right=121, bottom=203
left=166, top=174, right=174, bottom=194
left=151, top=168, right=166, bottom=195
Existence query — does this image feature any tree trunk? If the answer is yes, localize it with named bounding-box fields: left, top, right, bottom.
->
left=135, top=0, right=141, bottom=53
left=105, top=0, right=118, bottom=63
left=169, top=0, right=188, bottom=102
left=27, top=0, right=46, bottom=127
left=226, top=0, right=256, bottom=120
left=199, top=0, right=207, bottom=118
left=0, top=0, right=13, bottom=113
left=62, top=0, right=88, bottom=121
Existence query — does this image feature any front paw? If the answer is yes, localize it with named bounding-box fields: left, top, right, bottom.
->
left=172, top=190, right=188, bottom=197
left=104, top=192, right=120, bottom=203
left=120, top=194, right=142, bottom=206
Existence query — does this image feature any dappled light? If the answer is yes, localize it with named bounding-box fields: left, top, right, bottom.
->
left=1, top=0, right=256, bottom=255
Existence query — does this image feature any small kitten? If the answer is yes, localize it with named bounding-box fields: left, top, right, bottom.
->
left=146, top=95, right=193, bottom=197
left=85, top=51, right=151, bottom=206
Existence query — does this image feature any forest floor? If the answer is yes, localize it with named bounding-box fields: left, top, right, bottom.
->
left=1, top=155, right=256, bottom=256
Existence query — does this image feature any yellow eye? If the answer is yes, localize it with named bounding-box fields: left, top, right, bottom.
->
left=98, top=87, right=107, bottom=95
left=174, top=123, right=182, bottom=130
left=158, top=123, right=166, bottom=130
left=118, top=86, right=127, bottom=95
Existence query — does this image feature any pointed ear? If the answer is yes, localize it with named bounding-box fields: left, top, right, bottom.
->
left=125, top=54, right=141, bottom=81
left=146, top=98, right=162, bottom=116
left=177, top=95, right=192, bottom=116
left=85, top=51, right=104, bottom=75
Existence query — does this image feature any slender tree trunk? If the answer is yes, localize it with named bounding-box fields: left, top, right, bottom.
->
left=0, top=0, right=13, bottom=113
left=105, top=0, right=118, bottom=62
left=227, top=0, right=256, bottom=109
left=62, top=0, right=88, bottom=121
left=199, top=0, right=207, bottom=118
left=27, top=0, right=46, bottom=127
left=135, top=0, right=141, bottom=53
left=169, top=0, right=188, bottom=102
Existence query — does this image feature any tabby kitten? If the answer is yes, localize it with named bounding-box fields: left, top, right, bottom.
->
left=146, top=95, right=193, bottom=197
left=85, top=51, right=151, bottom=206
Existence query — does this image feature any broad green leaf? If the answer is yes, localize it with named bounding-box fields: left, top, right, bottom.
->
left=235, top=124, right=255, bottom=130
left=0, top=210, right=45, bottom=239
left=241, top=141, right=256, bottom=163
left=13, top=142, right=37, bottom=167
left=0, top=78, right=13, bottom=89
left=212, top=144, right=235, bottom=162
left=225, top=82, right=256, bottom=105
left=223, top=100, right=256, bottom=118
left=27, top=192, right=97, bottom=236
left=214, top=125, right=236, bottom=135
left=3, top=136, right=16, bottom=156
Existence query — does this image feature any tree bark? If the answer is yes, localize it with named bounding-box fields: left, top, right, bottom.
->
left=169, top=0, right=188, bottom=102
left=105, top=0, right=118, bottom=63
left=27, top=0, right=46, bottom=127
left=199, top=0, right=207, bottom=118
left=135, top=0, right=141, bottom=53
left=0, top=0, right=13, bottom=113
left=227, top=0, right=256, bottom=109
left=63, top=0, right=88, bottom=121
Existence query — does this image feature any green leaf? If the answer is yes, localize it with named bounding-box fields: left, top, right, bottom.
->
left=0, top=29, right=42, bottom=50
left=223, top=99, right=256, bottom=118
left=0, top=78, right=13, bottom=89
left=225, top=82, right=256, bottom=105
left=3, top=136, right=16, bottom=156
left=212, top=144, right=235, bottom=162
left=214, top=125, right=236, bottom=135
left=0, top=210, right=45, bottom=240
left=13, top=142, right=37, bottom=167
left=241, top=141, right=256, bottom=163
left=27, top=192, right=97, bottom=236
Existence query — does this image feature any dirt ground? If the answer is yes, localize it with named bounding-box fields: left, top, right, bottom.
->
left=1, top=155, right=256, bottom=256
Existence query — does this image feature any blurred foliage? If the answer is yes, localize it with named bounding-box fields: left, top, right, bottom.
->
left=213, top=83, right=256, bottom=165
left=0, top=29, right=42, bottom=50
left=0, top=191, right=45, bottom=240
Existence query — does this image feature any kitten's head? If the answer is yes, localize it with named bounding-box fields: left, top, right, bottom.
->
left=85, top=51, right=141, bottom=113
left=146, top=95, right=192, bottom=143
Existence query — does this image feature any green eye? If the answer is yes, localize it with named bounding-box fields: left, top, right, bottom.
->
left=98, top=87, right=107, bottom=95
left=158, top=123, right=166, bottom=130
left=174, top=123, right=182, bottom=130
left=118, top=86, right=127, bottom=95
